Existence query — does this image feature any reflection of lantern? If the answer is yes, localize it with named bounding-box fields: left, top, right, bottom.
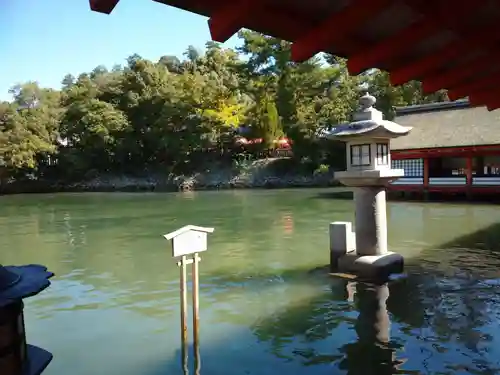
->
left=282, top=214, right=294, bottom=234
left=0, top=264, right=54, bottom=375
left=340, top=281, right=406, bottom=375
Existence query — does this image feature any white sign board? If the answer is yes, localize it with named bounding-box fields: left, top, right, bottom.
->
left=164, top=225, right=214, bottom=258
left=171, top=230, right=207, bottom=257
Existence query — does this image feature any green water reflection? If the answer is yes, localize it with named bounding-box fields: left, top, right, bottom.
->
left=2, top=189, right=500, bottom=375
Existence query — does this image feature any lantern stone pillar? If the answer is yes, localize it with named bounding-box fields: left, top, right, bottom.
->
left=354, top=187, right=387, bottom=256
left=0, top=264, right=54, bottom=375
left=325, top=93, right=412, bottom=279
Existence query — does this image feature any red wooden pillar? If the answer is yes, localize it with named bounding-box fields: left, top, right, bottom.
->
left=423, top=157, right=429, bottom=188
left=423, top=157, right=429, bottom=200
left=466, top=155, right=473, bottom=199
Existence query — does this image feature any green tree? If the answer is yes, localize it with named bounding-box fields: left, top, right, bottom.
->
left=0, top=31, right=448, bottom=191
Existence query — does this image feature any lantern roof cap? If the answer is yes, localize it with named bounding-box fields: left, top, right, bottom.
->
left=164, top=225, right=214, bottom=241
left=0, top=264, right=54, bottom=307
left=325, top=93, right=412, bottom=140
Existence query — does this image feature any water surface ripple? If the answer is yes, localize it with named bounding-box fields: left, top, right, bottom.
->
left=1, top=189, right=500, bottom=375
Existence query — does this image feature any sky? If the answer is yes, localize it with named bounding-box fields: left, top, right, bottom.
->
left=0, top=0, right=241, bottom=101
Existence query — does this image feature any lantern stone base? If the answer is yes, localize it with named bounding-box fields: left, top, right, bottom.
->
left=329, top=221, right=404, bottom=280
left=334, top=252, right=404, bottom=280
left=334, top=169, right=404, bottom=187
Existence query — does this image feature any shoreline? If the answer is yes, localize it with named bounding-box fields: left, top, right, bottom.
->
left=0, top=171, right=341, bottom=195
left=0, top=158, right=344, bottom=195
left=3, top=180, right=499, bottom=203
left=0, top=184, right=341, bottom=195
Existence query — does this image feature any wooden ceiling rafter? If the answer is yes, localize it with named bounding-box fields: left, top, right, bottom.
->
left=468, top=88, right=500, bottom=107
left=207, top=0, right=330, bottom=47
left=290, top=0, right=393, bottom=63
left=389, top=9, right=498, bottom=86
left=89, top=0, right=120, bottom=14
left=208, top=0, right=260, bottom=43
left=347, top=0, right=485, bottom=75
left=421, top=48, right=500, bottom=94
left=347, top=17, right=435, bottom=75
left=209, top=1, right=364, bottom=54
left=487, top=103, right=500, bottom=112
left=88, top=0, right=500, bottom=110
left=448, top=71, right=500, bottom=101
left=483, top=94, right=500, bottom=111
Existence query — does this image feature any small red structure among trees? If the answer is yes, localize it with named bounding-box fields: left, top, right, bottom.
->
left=235, top=137, right=291, bottom=149
left=89, top=0, right=500, bottom=111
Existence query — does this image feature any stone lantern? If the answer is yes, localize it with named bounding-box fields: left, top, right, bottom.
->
left=0, top=264, right=54, bottom=375
left=325, top=93, right=412, bottom=279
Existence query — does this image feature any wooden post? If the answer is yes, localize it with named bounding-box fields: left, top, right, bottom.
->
left=423, top=157, right=430, bottom=200
left=466, top=155, right=473, bottom=199
left=192, top=254, right=200, bottom=344
left=164, top=225, right=214, bottom=375
left=423, top=157, right=429, bottom=187
left=180, top=256, right=189, bottom=374
left=192, top=253, right=201, bottom=375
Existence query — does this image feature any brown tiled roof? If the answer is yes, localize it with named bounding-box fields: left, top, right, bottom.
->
left=391, top=101, right=500, bottom=151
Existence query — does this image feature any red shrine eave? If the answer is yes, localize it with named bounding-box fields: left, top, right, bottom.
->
left=89, top=0, right=500, bottom=111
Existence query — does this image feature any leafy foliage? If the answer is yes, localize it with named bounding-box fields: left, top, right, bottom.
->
left=0, top=31, right=448, bottom=185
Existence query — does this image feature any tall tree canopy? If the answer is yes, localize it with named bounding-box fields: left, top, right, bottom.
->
left=0, top=31, right=448, bottom=185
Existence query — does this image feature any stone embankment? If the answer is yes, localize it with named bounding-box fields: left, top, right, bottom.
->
left=0, top=158, right=340, bottom=194
left=72, top=159, right=338, bottom=192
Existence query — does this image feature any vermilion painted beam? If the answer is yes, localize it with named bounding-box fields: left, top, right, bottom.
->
left=89, top=0, right=120, bottom=14
left=348, top=0, right=485, bottom=75
left=422, top=49, right=500, bottom=94
left=208, top=0, right=259, bottom=43
left=485, top=98, right=500, bottom=111
left=390, top=21, right=500, bottom=86
left=348, top=19, right=436, bottom=75
left=484, top=96, right=500, bottom=111
left=394, top=144, right=500, bottom=157
left=468, top=89, right=499, bottom=107
left=290, top=0, right=393, bottom=62
left=448, top=71, right=500, bottom=101
left=487, top=103, right=500, bottom=111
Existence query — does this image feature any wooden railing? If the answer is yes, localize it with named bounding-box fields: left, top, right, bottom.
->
left=472, top=177, right=500, bottom=185
left=391, top=177, right=424, bottom=185
left=429, top=177, right=466, bottom=185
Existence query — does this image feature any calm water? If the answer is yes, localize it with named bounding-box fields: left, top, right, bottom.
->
left=2, top=189, right=500, bottom=375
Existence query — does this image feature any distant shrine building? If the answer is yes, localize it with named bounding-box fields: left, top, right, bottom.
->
left=389, top=100, right=500, bottom=196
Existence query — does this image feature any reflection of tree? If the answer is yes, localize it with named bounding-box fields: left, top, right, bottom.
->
left=203, top=269, right=336, bottom=329
left=393, top=270, right=496, bottom=348
left=400, top=222, right=500, bottom=353
left=250, top=278, right=405, bottom=371
left=414, top=222, right=500, bottom=276
left=250, top=259, right=500, bottom=374
left=386, top=275, right=427, bottom=328
left=251, top=279, right=355, bottom=361
left=264, top=294, right=347, bottom=345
